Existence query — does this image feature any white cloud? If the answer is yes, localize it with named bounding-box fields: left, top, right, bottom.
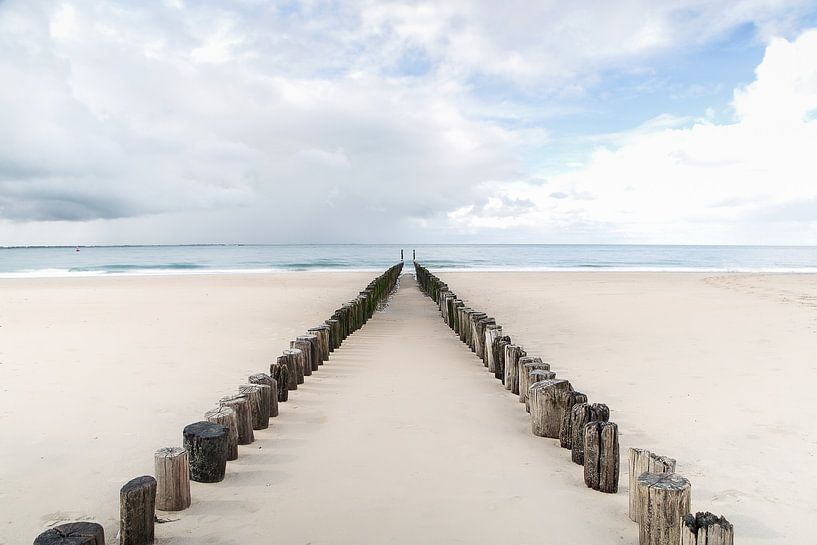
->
left=1, top=0, right=816, bottom=244
left=450, top=29, right=817, bottom=243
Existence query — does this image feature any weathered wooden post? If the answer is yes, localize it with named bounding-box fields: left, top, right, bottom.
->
left=205, top=406, right=238, bottom=460
left=249, top=373, right=277, bottom=418
left=463, top=308, right=475, bottom=343
left=637, top=473, right=691, bottom=545
left=332, top=310, right=345, bottom=343
left=290, top=339, right=313, bottom=377
left=583, top=421, right=619, bottom=493
left=504, top=345, right=526, bottom=393
left=462, top=308, right=474, bottom=345
left=485, top=324, right=502, bottom=372
left=183, top=422, right=229, bottom=483
left=325, top=319, right=340, bottom=352
left=154, top=447, right=191, bottom=511
left=451, top=299, right=463, bottom=330
left=303, top=334, right=321, bottom=370
left=529, top=378, right=573, bottom=438
left=629, top=448, right=677, bottom=522
left=570, top=403, right=610, bottom=465
left=34, top=522, right=105, bottom=545
left=219, top=394, right=254, bottom=444
left=681, top=513, right=734, bottom=545
left=445, top=292, right=455, bottom=323
left=451, top=300, right=463, bottom=334
left=439, top=291, right=451, bottom=321
left=517, top=356, right=546, bottom=401
left=239, top=384, right=269, bottom=430
left=474, top=316, right=495, bottom=362
left=493, top=336, right=511, bottom=382
left=452, top=304, right=462, bottom=335
left=458, top=307, right=472, bottom=342
left=468, top=311, right=483, bottom=351
left=308, top=326, right=330, bottom=363
left=119, top=475, right=156, bottom=545
left=280, top=350, right=301, bottom=389
left=468, top=312, right=486, bottom=352
left=525, top=369, right=555, bottom=411
left=270, top=361, right=290, bottom=402
left=559, top=391, right=588, bottom=446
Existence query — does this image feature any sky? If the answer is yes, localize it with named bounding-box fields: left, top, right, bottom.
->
left=1, top=0, right=817, bottom=245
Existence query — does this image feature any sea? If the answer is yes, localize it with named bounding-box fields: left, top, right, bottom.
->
left=2, top=244, right=817, bottom=277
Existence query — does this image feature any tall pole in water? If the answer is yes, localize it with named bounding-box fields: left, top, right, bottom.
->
left=413, top=249, right=415, bottom=260
left=400, top=249, right=404, bottom=261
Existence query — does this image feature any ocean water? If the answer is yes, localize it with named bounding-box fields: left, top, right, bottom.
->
left=2, top=244, right=817, bottom=277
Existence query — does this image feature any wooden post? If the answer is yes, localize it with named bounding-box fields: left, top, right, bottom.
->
left=471, top=314, right=490, bottom=356
left=458, top=307, right=472, bottom=342
left=119, top=475, right=156, bottom=545
left=219, top=394, right=254, bottom=445
left=451, top=299, right=462, bottom=331
left=249, top=373, right=277, bottom=418
left=529, top=378, right=573, bottom=438
left=325, top=319, right=340, bottom=352
left=453, top=304, right=463, bottom=336
left=270, top=360, right=290, bottom=402
left=493, top=336, right=511, bottom=382
left=468, top=312, right=484, bottom=352
left=302, top=334, right=321, bottom=370
left=468, top=313, right=486, bottom=352
left=461, top=308, right=474, bottom=346
left=239, top=384, right=269, bottom=430
left=183, top=421, right=229, bottom=483
left=34, top=522, right=105, bottom=545
left=504, top=345, right=526, bottom=394
left=681, top=513, right=734, bottom=545
left=518, top=357, right=548, bottom=405
left=205, top=406, right=238, bottom=460
left=583, top=421, right=619, bottom=493
left=485, top=324, right=502, bottom=373
left=445, top=292, right=455, bottom=325
left=154, top=447, right=191, bottom=511
left=525, top=369, right=555, bottom=412
left=637, top=473, right=692, bottom=545
left=451, top=300, right=463, bottom=334
left=570, top=403, right=610, bottom=465
left=308, top=326, right=330, bottom=363
left=290, top=339, right=313, bottom=377
left=559, top=391, right=588, bottom=447
left=439, top=291, right=452, bottom=323
left=281, top=349, right=302, bottom=389
left=629, top=448, right=677, bottom=522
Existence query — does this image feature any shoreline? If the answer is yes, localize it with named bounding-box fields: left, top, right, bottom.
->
left=5, top=267, right=817, bottom=279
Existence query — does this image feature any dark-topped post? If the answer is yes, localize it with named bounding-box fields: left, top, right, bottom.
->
left=119, top=476, right=156, bottom=545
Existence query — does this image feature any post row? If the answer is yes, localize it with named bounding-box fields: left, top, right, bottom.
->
left=36, top=263, right=404, bottom=545
left=412, top=262, right=733, bottom=545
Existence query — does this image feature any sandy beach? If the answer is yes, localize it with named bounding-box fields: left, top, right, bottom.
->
left=2, top=270, right=815, bottom=544
left=0, top=272, right=371, bottom=544
left=441, top=271, right=817, bottom=544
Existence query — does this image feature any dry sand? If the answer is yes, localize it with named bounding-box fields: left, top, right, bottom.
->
left=0, top=272, right=371, bottom=544
left=441, top=271, right=817, bottom=544
left=2, top=271, right=814, bottom=544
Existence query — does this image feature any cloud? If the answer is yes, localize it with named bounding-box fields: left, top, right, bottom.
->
left=0, top=1, right=816, bottom=244
left=449, top=28, right=817, bottom=243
